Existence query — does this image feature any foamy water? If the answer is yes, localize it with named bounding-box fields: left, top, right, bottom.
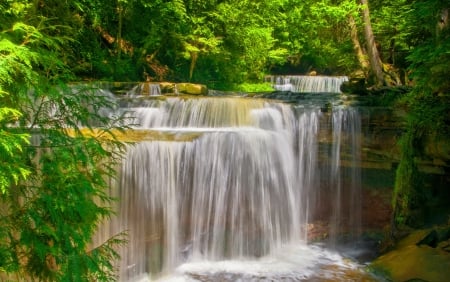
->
left=130, top=243, right=373, bottom=281
left=92, top=95, right=367, bottom=281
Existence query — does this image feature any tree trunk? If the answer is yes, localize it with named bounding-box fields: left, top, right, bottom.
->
left=189, top=52, right=198, bottom=81
left=361, top=0, right=385, bottom=87
left=117, top=4, right=123, bottom=60
left=348, top=15, right=369, bottom=75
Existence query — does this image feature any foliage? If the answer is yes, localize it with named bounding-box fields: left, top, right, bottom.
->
left=232, top=82, right=275, bottom=93
left=0, top=1, right=126, bottom=280
left=2, top=0, right=450, bottom=265
left=405, top=0, right=450, bottom=94
left=370, top=0, right=411, bottom=67
left=5, top=0, right=442, bottom=87
left=3, top=0, right=418, bottom=86
left=392, top=0, right=450, bottom=228
left=0, top=108, right=30, bottom=194
left=272, top=0, right=359, bottom=74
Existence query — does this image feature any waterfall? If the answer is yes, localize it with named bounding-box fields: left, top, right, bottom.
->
left=296, top=109, right=321, bottom=240
left=93, top=95, right=363, bottom=281
left=328, top=107, right=362, bottom=243
left=265, top=75, right=349, bottom=93
left=123, top=98, right=266, bottom=128
left=128, top=83, right=162, bottom=96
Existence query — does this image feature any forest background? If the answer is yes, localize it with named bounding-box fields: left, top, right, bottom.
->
left=1, top=0, right=449, bottom=280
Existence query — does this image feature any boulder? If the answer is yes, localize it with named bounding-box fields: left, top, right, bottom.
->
left=176, top=83, right=208, bottom=95
left=371, top=228, right=450, bottom=281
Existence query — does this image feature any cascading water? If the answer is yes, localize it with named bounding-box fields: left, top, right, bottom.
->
left=265, top=75, right=349, bottom=93
left=327, top=107, right=362, bottom=243
left=93, top=94, right=371, bottom=281
left=127, top=83, right=162, bottom=97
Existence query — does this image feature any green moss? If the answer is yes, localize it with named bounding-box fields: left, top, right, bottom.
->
left=392, top=89, right=450, bottom=228
left=393, top=126, right=422, bottom=227
left=370, top=229, right=450, bottom=282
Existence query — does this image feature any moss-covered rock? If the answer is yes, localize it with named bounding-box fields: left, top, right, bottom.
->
left=370, top=228, right=450, bottom=281
left=176, top=83, right=208, bottom=95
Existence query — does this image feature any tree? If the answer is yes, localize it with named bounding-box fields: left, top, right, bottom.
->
left=270, top=0, right=362, bottom=75
left=182, top=2, right=222, bottom=81
left=202, top=0, right=289, bottom=83
left=348, top=13, right=370, bottom=75
left=0, top=1, right=126, bottom=280
left=361, top=0, right=385, bottom=86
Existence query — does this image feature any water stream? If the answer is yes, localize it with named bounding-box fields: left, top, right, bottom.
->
left=265, top=75, right=349, bottom=93
left=93, top=89, right=377, bottom=281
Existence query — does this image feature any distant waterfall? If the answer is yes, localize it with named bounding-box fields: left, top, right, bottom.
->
left=265, top=75, right=349, bottom=93
left=92, top=95, right=362, bottom=281
left=127, top=82, right=162, bottom=96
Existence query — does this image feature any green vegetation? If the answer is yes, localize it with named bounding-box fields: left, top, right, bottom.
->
left=1, top=0, right=439, bottom=89
left=0, top=0, right=443, bottom=91
left=230, top=83, right=274, bottom=93
left=391, top=0, right=450, bottom=230
left=0, top=2, right=126, bottom=280
left=0, top=1, right=386, bottom=86
left=1, top=0, right=450, bottom=279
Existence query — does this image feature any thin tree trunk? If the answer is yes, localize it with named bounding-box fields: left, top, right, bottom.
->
left=361, top=0, right=385, bottom=87
left=189, top=52, right=198, bottom=81
left=117, top=3, right=123, bottom=60
left=348, top=15, right=369, bottom=75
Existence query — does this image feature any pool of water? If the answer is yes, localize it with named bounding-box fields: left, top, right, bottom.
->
left=129, top=243, right=379, bottom=282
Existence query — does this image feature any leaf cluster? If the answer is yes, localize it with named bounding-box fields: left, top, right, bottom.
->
left=0, top=2, right=128, bottom=280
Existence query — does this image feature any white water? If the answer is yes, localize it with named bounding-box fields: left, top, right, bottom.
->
left=328, top=108, right=362, bottom=243
left=128, top=83, right=162, bottom=96
left=151, top=244, right=368, bottom=282
left=93, top=95, right=364, bottom=281
left=265, top=75, right=349, bottom=93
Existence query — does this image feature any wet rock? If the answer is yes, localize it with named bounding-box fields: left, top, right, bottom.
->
left=176, top=83, right=208, bottom=95
left=417, top=227, right=450, bottom=248
left=370, top=228, right=450, bottom=282
left=160, top=82, right=175, bottom=93
left=424, top=132, right=450, bottom=161
left=341, top=78, right=368, bottom=95
left=139, top=82, right=161, bottom=96
left=417, top=230, right=439, bottom=248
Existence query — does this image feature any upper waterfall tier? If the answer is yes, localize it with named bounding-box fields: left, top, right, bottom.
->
left=122, top=97, right=297, bottom=129
left=265, top=75, right=348, bottom=93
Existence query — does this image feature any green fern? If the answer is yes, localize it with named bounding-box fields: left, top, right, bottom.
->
left=1, top=2, right=127, bottom=280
